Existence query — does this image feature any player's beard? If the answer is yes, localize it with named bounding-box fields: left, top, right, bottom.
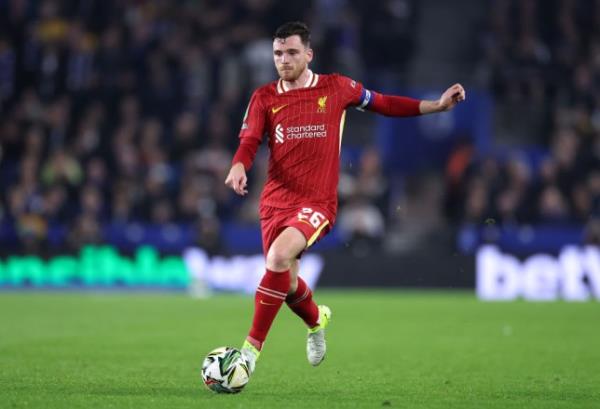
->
left=278, top=62, right=306, bottom=82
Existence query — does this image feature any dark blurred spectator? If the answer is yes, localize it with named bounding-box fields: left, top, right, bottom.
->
left=42, top=184, right=69, bottom=224
left=584, top=218, right=600, bottom=245
left=41, top=148, right=83, bottom=188
left=171, top=111, right=201, bottom=162
left=463, top=177, right=489, bottom=224
left=67, top=213, right=102, bottom=251
left=0, top=36, right=16, bottom=104
left=338, top=147, right=387, bottom=252
left=537, top=185, right=570, bottom=225
left=338, top=195, right=385, bottom=254
left=195, top=216, right=224, bottom=256
left=150, top=198, right=175, bottom=225
left=356, top=0, right=416, bottom=83
left=79, top=184, right=105, bottom=219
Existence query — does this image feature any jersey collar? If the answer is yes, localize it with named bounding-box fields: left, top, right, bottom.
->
left=277, top=70, right=319, bottom=94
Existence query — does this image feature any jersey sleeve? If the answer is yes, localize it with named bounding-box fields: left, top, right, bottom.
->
left=334, top=73, right=421, bottom=116
left=232, top=89, right=267, bottom=170
left=334, top=74, right=369, bottom=109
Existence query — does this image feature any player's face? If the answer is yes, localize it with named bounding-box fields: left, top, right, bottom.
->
left=273, top=35, right=313, bottom=82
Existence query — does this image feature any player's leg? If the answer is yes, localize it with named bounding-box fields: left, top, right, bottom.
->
left=288, top=259, right=299, bottom=294
left=278, top=206, right=332, bottom=366
left=286, top=259, right=319, bottom=328
left=285, top=258, right=330, bottom=366
left=242, top=226, right=307, bottom=372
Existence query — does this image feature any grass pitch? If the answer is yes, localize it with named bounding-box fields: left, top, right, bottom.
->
left=0, top=290, right=598, bottom=409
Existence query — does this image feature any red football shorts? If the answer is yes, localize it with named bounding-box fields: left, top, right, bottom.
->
left=260, top=205, right=333, bottom=256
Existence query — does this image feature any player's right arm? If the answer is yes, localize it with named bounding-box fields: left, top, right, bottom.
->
left=225, top=90, right=267, bottom=196
left=225, top=162, right=248, bottom=196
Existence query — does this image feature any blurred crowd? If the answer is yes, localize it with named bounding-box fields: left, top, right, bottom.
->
left=0, top=0, right=417, bottom=252
left=4, top=0, right=595, bottom=255
left=448, top=0, right=600, bottom=231
left=477, top=0, right=600, bottom=118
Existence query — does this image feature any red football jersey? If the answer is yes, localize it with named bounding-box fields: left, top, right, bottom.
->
left=235, top=71, right=365, bottom=219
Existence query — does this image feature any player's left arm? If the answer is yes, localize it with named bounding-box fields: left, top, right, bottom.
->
left=418, top=83, right=466, bottom=114
left=359, top=83, right=466, bottom=116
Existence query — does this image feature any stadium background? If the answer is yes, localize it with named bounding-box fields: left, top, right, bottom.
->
left=1, top=1, right=599, bottom=408
left=1, top=0, right=598, bottom=293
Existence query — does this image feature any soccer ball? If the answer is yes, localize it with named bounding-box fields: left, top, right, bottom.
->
left=201, top=347, right=250, bottom=394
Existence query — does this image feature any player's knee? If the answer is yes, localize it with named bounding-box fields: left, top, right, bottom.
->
left=265, top=246, right=293, bottom=271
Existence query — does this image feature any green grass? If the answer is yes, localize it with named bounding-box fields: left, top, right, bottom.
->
left=0, top=290, right=599, bottom=409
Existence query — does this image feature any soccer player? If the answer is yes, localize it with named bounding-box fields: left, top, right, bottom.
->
left=225, top=21, right=465, bottom=375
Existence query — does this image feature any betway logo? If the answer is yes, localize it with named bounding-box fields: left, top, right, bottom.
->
left=476, top=245, right=600, bottom=301
left=274, top=123, right=327, bottom=143
left=183, top=247, right=323, bottom=294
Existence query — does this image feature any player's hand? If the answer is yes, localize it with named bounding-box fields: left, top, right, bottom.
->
left=437, top=83, right=466, bottom=112
left=225, top=162, right=248, bottom=196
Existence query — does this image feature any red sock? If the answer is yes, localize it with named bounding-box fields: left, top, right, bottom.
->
left=247, top=269, right=290, bottom=350
left=286, top=276, right=319, bottom=328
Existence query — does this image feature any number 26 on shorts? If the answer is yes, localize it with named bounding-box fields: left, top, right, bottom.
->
left=298, top=207, right=326, bottom=228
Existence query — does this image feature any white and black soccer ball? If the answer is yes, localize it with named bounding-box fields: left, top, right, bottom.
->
left=201, top=347, right=250, bottom=394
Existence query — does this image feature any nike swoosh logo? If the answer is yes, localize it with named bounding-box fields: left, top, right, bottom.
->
left=271, top=105, right=287, bottom=114
left=260, top=300, right=277, bottom=306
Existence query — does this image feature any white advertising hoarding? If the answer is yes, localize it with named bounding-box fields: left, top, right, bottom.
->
left=183, top=247, right=323, bottom=296
left=476, top=245, right=600, bottom=301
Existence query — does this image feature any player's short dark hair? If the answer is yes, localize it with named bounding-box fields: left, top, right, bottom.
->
left=274, top=21, right=311, bottom=47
